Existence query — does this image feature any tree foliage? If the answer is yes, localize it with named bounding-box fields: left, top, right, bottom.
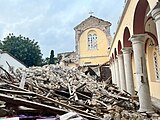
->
left=1, top=33, right=43, bottom=67
left=42, top=57, right=50, bottom=66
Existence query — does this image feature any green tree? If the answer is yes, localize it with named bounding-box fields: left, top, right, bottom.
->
left=1, top=33, right=43, bottom=67
left=49, top=50, right=55, bottom=64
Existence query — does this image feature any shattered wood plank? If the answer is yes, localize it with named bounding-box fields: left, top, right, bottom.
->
left=0, top=93, right=67, bottom=115
left=0, top=89, right=36, bottom=96
left=123, top=90, right=132, bottom=96
left=36, top=93, right=101, bottom=119
left=95, top=99, right=108, bottom=107
left=50, top=91, right=97, bottom=111
left=0, top=66, right=14, bottom=82
left=100, top=88, right=130, bottom=101
left=76, top=83, right=86, bottom=91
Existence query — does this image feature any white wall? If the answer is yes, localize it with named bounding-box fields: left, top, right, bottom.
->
left=0, top=52, right=26, bottom=73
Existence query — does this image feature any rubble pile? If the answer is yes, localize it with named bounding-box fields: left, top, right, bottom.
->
left=0, top=65, right=159, bottom=119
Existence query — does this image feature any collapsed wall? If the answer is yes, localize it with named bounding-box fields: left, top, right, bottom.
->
left=0, top=65, right=159, bottom=120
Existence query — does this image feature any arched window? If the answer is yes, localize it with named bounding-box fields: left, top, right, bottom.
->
left=93, top=34, right=97, bottom=49
left=88, top=32, right=97, bottom=50
left=88, top=34, right=92, bottom=49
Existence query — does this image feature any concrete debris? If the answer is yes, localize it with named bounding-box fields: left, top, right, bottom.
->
left=0, top=65, right=159, bottom=120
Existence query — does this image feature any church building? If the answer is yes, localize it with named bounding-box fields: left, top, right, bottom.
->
left=74, top=16, right=112, bottom=67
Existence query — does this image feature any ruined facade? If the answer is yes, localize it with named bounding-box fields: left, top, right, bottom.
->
left=57, top=51, right=77, bottom=68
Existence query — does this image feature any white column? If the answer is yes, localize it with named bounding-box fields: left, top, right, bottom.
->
left=110, top=62, right=115, bottom=84
left=115, top=59, right=121, bottom=89
left=121, top=47, right=135, bottom=95
left=130, top=34, right=153, bottom=112
left=113, top=60, right=117, bottom=85
left=151, top=2, right=160, bottom=53
left=117, top=54, right=126, bottom=91
left=110, top=62, right=113, bottom=83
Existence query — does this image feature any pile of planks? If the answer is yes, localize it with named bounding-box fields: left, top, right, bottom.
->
left=0, top=65, right=159, bottom=119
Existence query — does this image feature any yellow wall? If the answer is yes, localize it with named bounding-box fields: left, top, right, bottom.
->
left=146, top=40, right=156, bottom=83
left=150, top=82, right=160, bottom=98
left=80, top=57, right=109, bottom=66
left=109, top=0, right=160, bottom=100
left=79, top=28, right=109, bottom=66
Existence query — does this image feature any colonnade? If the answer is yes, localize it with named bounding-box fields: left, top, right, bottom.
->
left=110, top=34, right=153, bottom=112
left=109, top=2, right=160, bottom=112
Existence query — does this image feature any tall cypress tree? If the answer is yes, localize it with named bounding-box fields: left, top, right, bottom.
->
left=49, top=50, right=55, bottom=64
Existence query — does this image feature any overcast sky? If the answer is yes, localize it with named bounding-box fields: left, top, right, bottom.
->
left=0, top=0, right=125, bottom=58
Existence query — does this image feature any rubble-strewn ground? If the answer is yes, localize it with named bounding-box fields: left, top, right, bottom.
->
left=0, top=65, right=159, bottom=120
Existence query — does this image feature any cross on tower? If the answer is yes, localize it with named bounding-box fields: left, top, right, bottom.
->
left=89, top=11, right=94, bottom=16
